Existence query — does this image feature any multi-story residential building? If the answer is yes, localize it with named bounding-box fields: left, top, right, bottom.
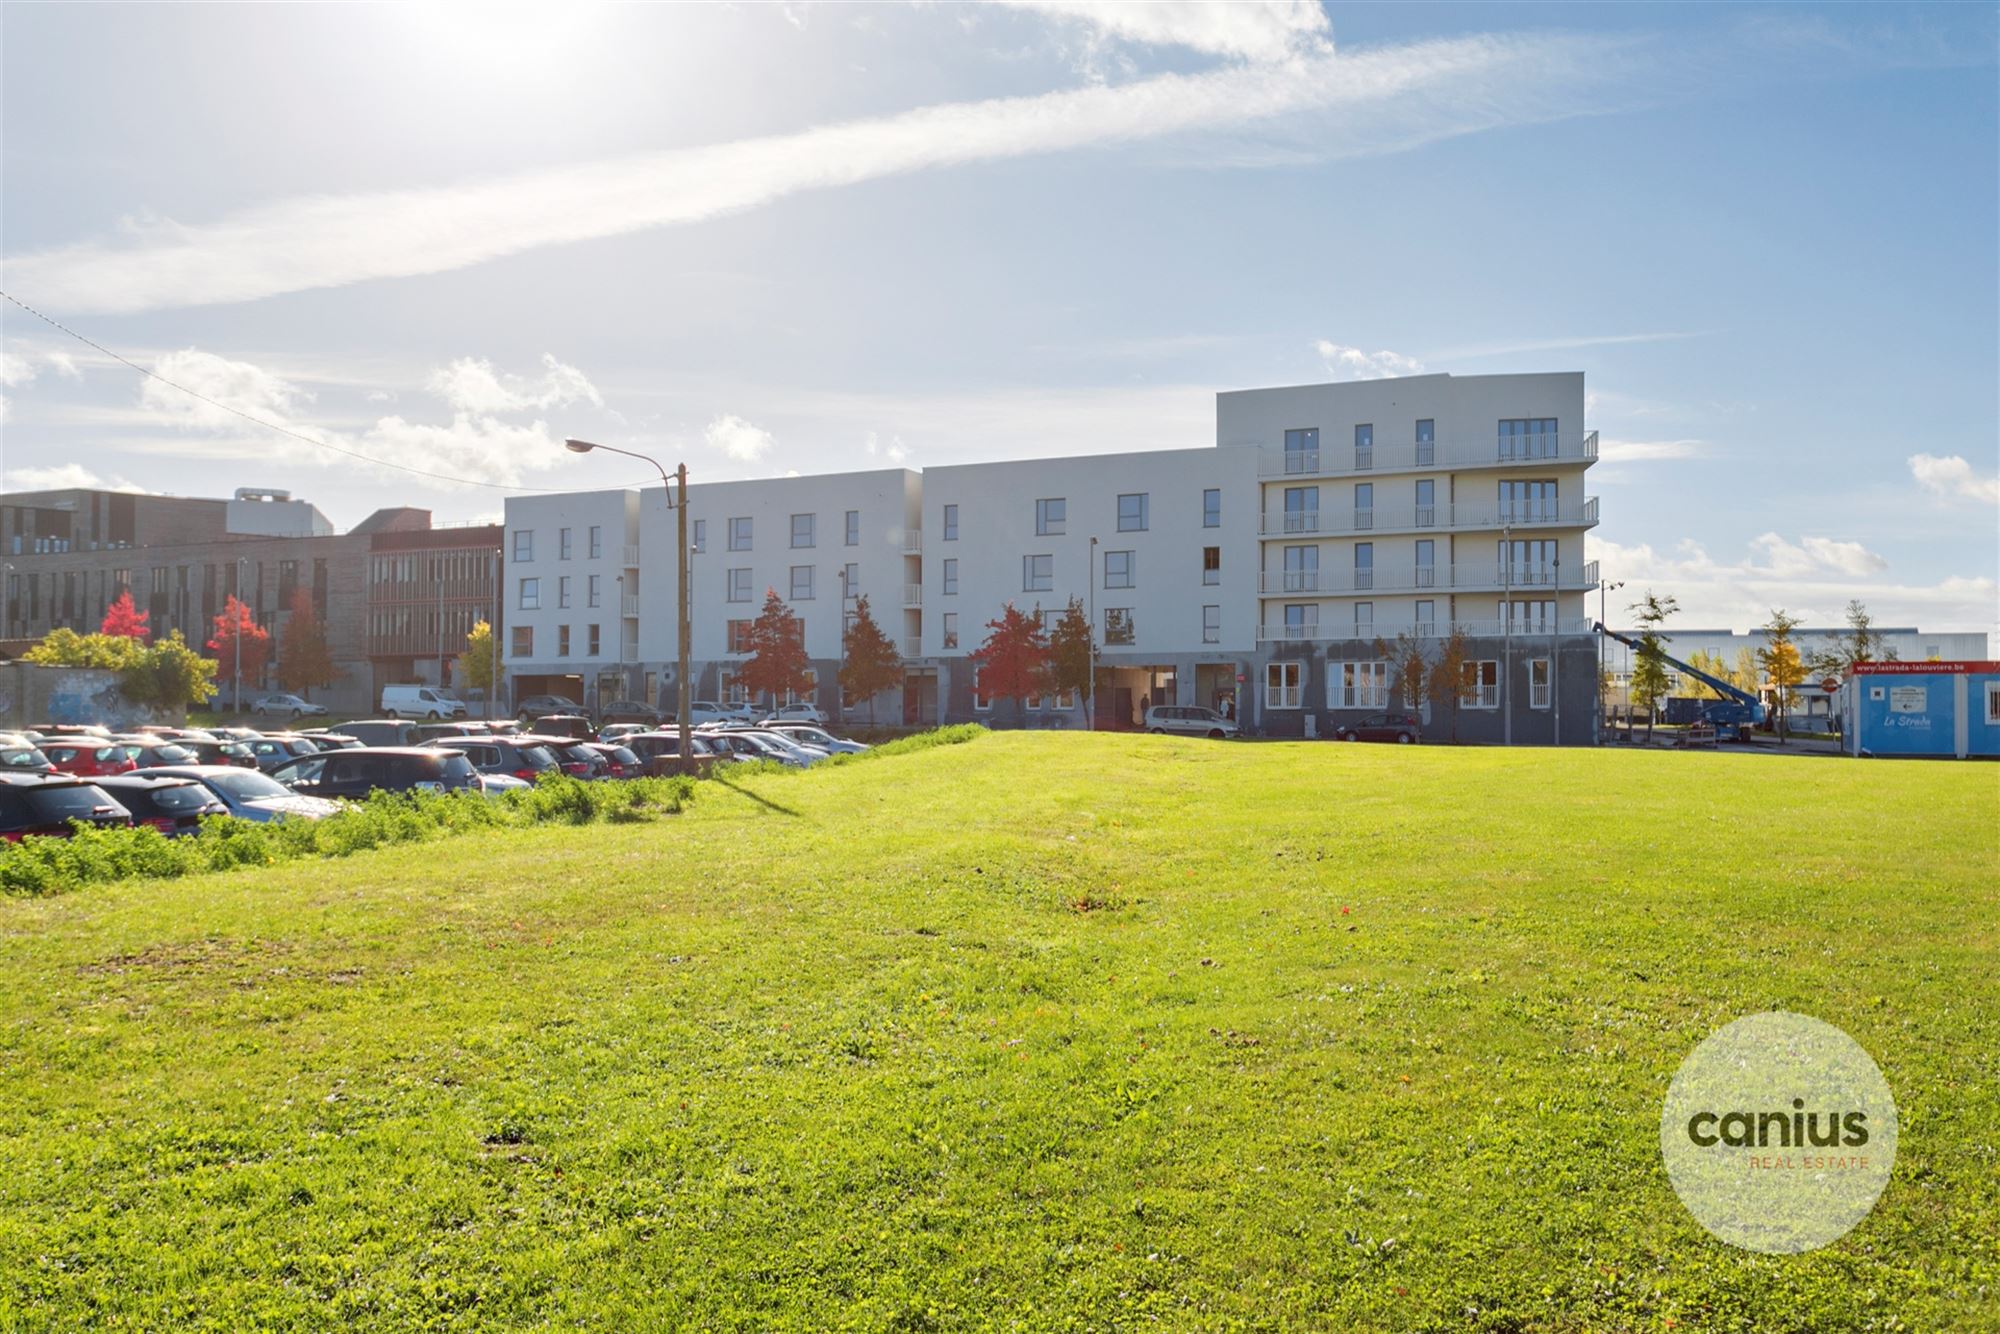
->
left=503, top=371, right=1603, bottom=743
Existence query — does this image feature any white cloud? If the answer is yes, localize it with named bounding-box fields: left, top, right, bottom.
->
left=140, top=347, right=310, bottom=430
left=0, top=463, right=146, bottom=493
left=862, top=430, right=911, bottom=465
left=7, top=31, right=1633, bottom=314
left=704, top=414, right=774, bottom=463
left=45, top=351, right=82, bottom=381
left=1908, top=453, right=2000, bottom=505
left=992, top=0, right=1332, bottom=62
left=427, top=354, right=602, bottom=415
left=1311, top=340, right=1425, bottom=381
left=1597, top=438, right=1707, bottom=463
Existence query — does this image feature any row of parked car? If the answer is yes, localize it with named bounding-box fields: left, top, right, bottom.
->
left=0, top=712, right=874, bottom=841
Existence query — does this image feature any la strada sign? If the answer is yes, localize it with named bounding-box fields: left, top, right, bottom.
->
left=1851, top=661, right=2000, bottom=675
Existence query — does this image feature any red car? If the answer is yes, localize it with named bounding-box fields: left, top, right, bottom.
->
left=42, top=743, right=139, bottom=777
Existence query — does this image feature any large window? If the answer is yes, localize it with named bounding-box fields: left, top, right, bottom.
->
left=1500, top=479, right=1559, bottom=523
left=1465, top=661, right=1500, bottom=709
left=1415, top=479, right=1436, bottom=526
left=1530, top=659, right=1551, bottom=710
left=1104, top=608, right=1134, bottom=645
left=559, top=528, right=573, bottom=560
left=1104, top=550, right=1134, bottom=589
left=1500, top=539, right=1558, bottom=586
left=1282, top=545, right=1318, bottom=593
left=1117, top=493, right=1149, bottom=532
left=1416, top=419, right=1436, bottom=466
left=1202, top=605, right=1220, bottom=644
left=728, top=517, right=753, bottom=552
left=942, top=558, right=958, bottom=596
left=1353, top=482, right=1373, bottom=529
left=511, top=626, right=533, bottom=657
left=1265, top=662, right=1302, bottom=709
left=1353, top=602, right=1373, bottom=634
left=1283, top=427, right=1319, bottom=473
left=518, top=577, right=540, bottom=609
left=1505, top=599, right=1557, bottom=632
left=1283, top=604, right=1317, bottom=640
left=791, top=514, right=815, bottom=549
left=942, top=504, right=959, bottom=541
left=791, top=565, right=815, bottom=601
left=1332, top=660, right=1388, bottom=709
left=1024, top=554, right=1053, bottom=592
left=1203, top=488, right=1221, bottom=528
left=1283, top=487, right=1319, bottom=534
left=727, top=568, right=752, bottom=603
left=1036, top=498, right=1066, bottom=536
left=1415, top=600, right=1436, bottom=637
left=1499, top=418, right=1559, bottom=460
left=513, top=530, right=533, bottom=561
left=845, top=510, right=860, bottom=546
left=1415, top=539, right=1435, bottom=588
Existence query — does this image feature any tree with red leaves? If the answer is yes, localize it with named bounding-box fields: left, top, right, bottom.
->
left=99, top=588, right=150, bottom=642
left=207, top=595, right=271, bottom=709
left=970, top=602, right=1050, bottom=723
left=740, top=588, right=813, bottom=708
left=276, top=588, right=335, bottom=700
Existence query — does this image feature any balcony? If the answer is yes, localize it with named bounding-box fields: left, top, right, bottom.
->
left=1256, top=616, right=1597, bottom=643
left=1258, top=559, right=1598, bottom=596
left=1259, top=430, right=1598, bottom=479
left=621, top=594, right=641, bottom=616
left=903, top=582, right=924, bottom=608
left=1258, top=497, right=1598, bottom=538
left=622, top=545, right=641, bottom=567
left=901, top=637, right=923, bottom=658
left=619, top=642, right=639, bottom=663
left=902, top=530, right=923, bottom=554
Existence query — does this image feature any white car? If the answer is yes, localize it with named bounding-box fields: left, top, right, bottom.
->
left=761, top=702, right=830, bottom=726
left=767, top=724, right=868, bottom=755
left=131, top=764, right=344, bottom=822
left=687, top=699, right=756, bottom=725
left=1143, top=705, right=1240, bottom=739
left=476, top=772, right=533, bottom=797
left=381, top=684, right=469, bottom=720
left=253, top=693, right=328, bottom=718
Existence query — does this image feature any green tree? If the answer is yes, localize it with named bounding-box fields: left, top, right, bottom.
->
left=969, top=602, right=1050, bottom=726
left=1808, top=599, right=1896, bottom=679
left=1628, top=591, right=1680, bottom=742
left=741, top=589, right=813, bottom=709
left=1679, top=649, right=1728, bottom=700
left=1425, top=625, right=1473, bottom=743
left=23, top=628, right=144, bottom=672
left=460, top=619, right=505, bottom=708
left=838, top=595, right=902, bottom=723
left=1759, top=609, right=1807, bottom=741
left=276, top=588, right=335, bottom=700
left=1045, top=598, right=1095, bottom=718
left=121, top=631, right=219, bottom=712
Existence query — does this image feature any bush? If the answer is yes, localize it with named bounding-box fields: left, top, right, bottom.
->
left=853, top=724, right=986, bottom=759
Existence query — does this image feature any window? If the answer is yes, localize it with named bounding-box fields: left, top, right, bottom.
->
left=727, top=568, right=752, bottom=603
left=588, top=624, right=600, bottom=656
left=971, top=665, right=989, bottom=712
left=557, top=576, right=571, bottom=608
left=845, top=510, right=860, bottom=546
left=841, top=563, right=859, bottom=599
left=1331, top=661, right=1389, bottom=709
left=1500, top=539, right=1558, bottom=586
left=1036, top=498, right=1066, bottom=536
left=1117, top=493, right=1149, bottom=532
left=513, top=530, right=533, bottom=562
left=1202, top=605, right=1221, bottom=644
left=728, top=517, right=753, bottom=552
left=1500, top=479, right=1559, bottom=523
left=1530, top=659, right=1551, bottom=710
left=559, top=528, right=573, bottom=560
left=1024, top=554, right=1053, bottom=592
left=1283, top=604, right=1317, bottom=640
left=1283, top=427, right=1319, bottom=473
left=511, top=626, right=533, bottom=657
left=1283, top=487, right=1319, bottom=534
left=1353, top=602, right=1373, bottom=633
left=791, top=513, right=815, bottom=549
left=1354, top=542, right=1373, bottom=591
left=728, top=620, right=753, bottom=654
left=1203, top=488, right=1221, bottom=528
left=557, top=625, right=571, bottom=657
left=1203, top=546, right=1221, bottom=586
left=518, top=577, right=540, bottom=610
left=942, top=558, right=958, bottom=596
left=1354, top=423, right=1374, bottom=469
left=1354, top=482, right=1373, bottom=529
left=1416, top=419, right=1436, bottom=466
left=1465, top=661, right=1500, bottom=709
left=588, top=526, right=602, bottom=560
left=1266, top=662, right=1302, bottom=709
left=1499, top=418, right=1559, bottom=460
left=942, top=504, right=959, bottom=541
left=588, top=574, right=602, bottom=608
left=1104, top=608, right=1134, bottom=645
left=1415, top=540, right=1435, bottom=588
left=1104, top=550, right=1134, bottom=589
left=942, top=612, right=959, bottom=650
left=722, top=673, right=748, bottom=707
left=1282, top=545, right=1319, bottom=593
left=1415, top=479, right=1436, bottom=527
left=1415, top=600, right=1436, bottom=637
left=791, top=565, right=815, bottom=601
left=692, top=519, right=707, bottom=554
left=1987, top=682, right=2000, bottom=725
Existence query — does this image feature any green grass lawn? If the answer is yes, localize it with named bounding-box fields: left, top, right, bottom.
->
left=1, top=735, right=1994, bottom=1331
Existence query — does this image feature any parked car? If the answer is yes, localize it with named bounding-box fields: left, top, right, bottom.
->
left=514, top=694, right=580, bottom=719
left=513, top=736, right=612, bottom=780
left=687, top=700, right=755, bottom=725
left=43, top=742, right=138, bottom=778
left=700, top=728, right=825, bottom=768
left=0, top=744, right=55, bottom=777
left=381, top=684, right=468, bottom=719
left=1143, top=706, right=1241, bottom=740
left=475, top=773, right=533, bottom=797
left=109, top=739, right=202, bottom=768
left=598, top=722, right=649, bottom=743
left=0, top=778, right=132, bottom=841
left=414, top=720, right=491, bottom=742
left=765, top=724, right=869, bottom=755
left=331, top=719, right=424, bottom=748
left=177, top=739, right=259, bottom=768
left=30, top=724, right=113, bottom=740
left=760, top=702, right=830, bottom=726
left=269, top=747, right=481, bottom=799
left=598, top=699, right=665, bottom=726
left=93, top=775, right=229, bottom=837
left=423, top=737, right=562, bottom=784
left=133, top=764, right=344, bottom=822
left=243, top=735, right=322, bottom=772
left=295, top=733, right=363, bottom=751
left=1331, top=713, right=1423, bottom=745
left=252, top=692, right=329, bottom=718
left=580, top=742, right=643, bottom=779
left=621, top=731, right=729, bottom=774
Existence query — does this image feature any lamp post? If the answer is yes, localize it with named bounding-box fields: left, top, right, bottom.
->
left=565, top=440, right=692, bottom=772
left=1087, top=536, right=1098, bottom=731
left=1597, top=577, right=1624, bottom=738
left=1501, top=523, right=1512, bottom=747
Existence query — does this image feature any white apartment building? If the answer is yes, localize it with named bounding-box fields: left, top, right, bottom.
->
left=502, top=370, right=1604, bottom=742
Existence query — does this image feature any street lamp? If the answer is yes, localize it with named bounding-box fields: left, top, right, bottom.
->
left=564, top=440, right=692, bottom=772
left=1598, top=577, right=1625, bottom=737
left=1087, top=536, right=1099, bottom=731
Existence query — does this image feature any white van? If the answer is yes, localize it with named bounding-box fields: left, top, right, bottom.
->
left=381, top=685, right=468, bottom=720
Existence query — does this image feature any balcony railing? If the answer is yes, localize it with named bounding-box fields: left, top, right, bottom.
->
left=1260, top=430, right=1598, bottom=478
left=902, top=530, right=923, bottom=553
left=1258, top=559, right=1598, bottom=596
left=621, top=594, right=641, bottom=616
left=901, top=637, right=923, bottom=658
left=903, top=582, right=924, bottom=608
left=622, top=545, right=641, bottom=567
left=1258, top=497, right=1598, bottom=537
left=619, top=642, right=639, bottom=663
left=1256, top=616, right=1598, bottom=643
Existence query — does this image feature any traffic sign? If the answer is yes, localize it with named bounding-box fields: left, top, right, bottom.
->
left=1821, top=678, right=1840, bottom=694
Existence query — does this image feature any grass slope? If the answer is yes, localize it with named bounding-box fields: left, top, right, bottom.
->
left=1, top=735, right=1994, bottom=1331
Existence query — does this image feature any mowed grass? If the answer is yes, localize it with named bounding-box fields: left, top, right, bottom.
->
left=0, top=735, right=1994, bottom=1332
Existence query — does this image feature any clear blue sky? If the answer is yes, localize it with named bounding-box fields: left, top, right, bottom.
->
left=2, top=1, right=1994, bottom=633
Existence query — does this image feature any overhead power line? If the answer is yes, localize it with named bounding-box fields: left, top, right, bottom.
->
left=0, top=288, right=652, bottom=494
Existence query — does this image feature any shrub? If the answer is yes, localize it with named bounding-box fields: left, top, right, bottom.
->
left=854, top=724, right=987, bottom=759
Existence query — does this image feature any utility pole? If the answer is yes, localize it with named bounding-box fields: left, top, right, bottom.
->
left=1087, top=536, right=1098, bottom=731
left=1501, top=524, right=1511, bottom=747
left=492, top=546, right=503, bottom=718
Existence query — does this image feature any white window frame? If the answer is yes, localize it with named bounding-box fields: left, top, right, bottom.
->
left=1530, top=658, right=1551, bottom=710
left=1104, top=607, right=1134, bottom=646
left=1330, top=660, right=1389, bottom=710
left=518, top=577, right=540, bottom=610
left=1465, top=660, right=1500, bottom=709
left=1265, top=661, right=1302, bottom=710
left=971, top=665, right=990, bottom=712
left=1202, top=604, right=1221, bottom=644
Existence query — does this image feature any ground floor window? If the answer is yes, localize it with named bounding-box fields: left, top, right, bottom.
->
left=1054, top=687, right=1078, bottom=709
left=1265, top=662, right=1302, bottom=710
left=1464, top=660, right=1499, bottom=709
left=1987, top=681, right=2000, bottom=725
left=1331, top=660, right=1388, bottom=709
left=971, top=665, right=990, bottom=712
left=721, top=672, right=748, bottom=707
left=1530, top=658, right=1551, bottom=709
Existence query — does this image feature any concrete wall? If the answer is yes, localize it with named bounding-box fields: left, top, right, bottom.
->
left=0, top=661, right=180, bottom=730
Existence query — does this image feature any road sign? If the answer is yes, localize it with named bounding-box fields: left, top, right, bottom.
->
left=1821, top=678, right=1840, bottom=694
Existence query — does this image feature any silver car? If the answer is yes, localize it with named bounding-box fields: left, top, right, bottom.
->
left=131, top=764, right=344, bottom=822
left=1143, top=705, right=1240, bottom=739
